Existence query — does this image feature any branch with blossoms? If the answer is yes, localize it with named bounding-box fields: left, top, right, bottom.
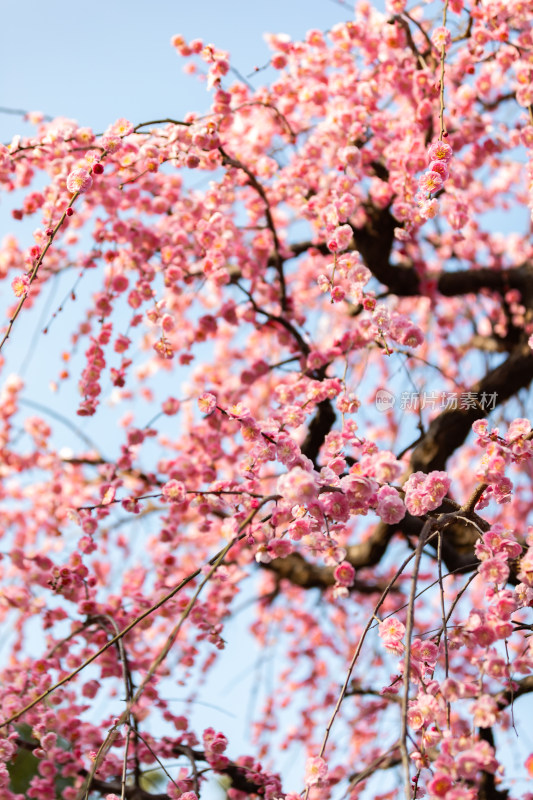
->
left=2, top=3, right=533, bottom=799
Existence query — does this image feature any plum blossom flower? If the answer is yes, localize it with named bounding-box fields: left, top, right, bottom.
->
left=411, top=637, right=438, bottom=665
left=305, top=756, right=328, bottom=786
left=198, top=392, right=217, bottom=414
left=66, top=168, right=93, bottom=194
left=378, top=616, right=405, bottom=648
left=407, top=705, right=425, bottom=731
left=338, top=145, right=362, bottom=169
left=376, top=485, right=405, bottom=524
left=162, top=479, right=186, bottom=503
left=471, top=694, right=498, bottom=727
left=399, top=324, right=424, bottom=347
left=277, top=467, right=318, bottom=504
left=327, top=224, right=353, bottom=252
left=419, top=198, right=440, bottom=220
left=427, top=773, right=453, bottom=797
left=429, top=160, right=450, bottom=180
left=334, top=561, right=355, bottom=587
left=478, top=556, right=510, bottom=586
left=111, top=118, right=134, bottom=136
left=507, top=417, right=531, bottom=441
left=101, top=134, right=122, bottom=153
left=431, top=26, right=452, bottom=51
left=330, top=285, right=346, bottom=302
left=427, top=141, right=453, bottom=163
left=419, top=170, right=444, bottom=194
left=404, top=470, right=450, bottom=515
left=12, top=274, right=30, bottom=297
left=386, top=0, right=406, bottom=12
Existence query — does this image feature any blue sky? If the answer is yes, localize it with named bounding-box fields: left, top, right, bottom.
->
left=0, top=0, right=364, bottom=140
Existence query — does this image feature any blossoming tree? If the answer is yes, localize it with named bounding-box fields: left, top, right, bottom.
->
left=1, top=1, right=533, bottom=798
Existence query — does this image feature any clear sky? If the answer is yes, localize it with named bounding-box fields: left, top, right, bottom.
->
left=0, top=0, right=369, bottom=141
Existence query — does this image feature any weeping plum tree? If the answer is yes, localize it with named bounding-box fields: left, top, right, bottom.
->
left=1, top=1, right=533, bottom=798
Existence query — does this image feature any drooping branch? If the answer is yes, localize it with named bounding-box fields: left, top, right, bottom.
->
left=219, top=146, right=288, bottom=310
left=264, top=343, right=533, bottom=590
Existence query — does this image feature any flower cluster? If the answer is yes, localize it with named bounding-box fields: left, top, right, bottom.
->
left=305, top=756, right=328, bottom=786
left=11, top=273, right=30, bottom=298
left=66, top=167, right=93, bottom=194
left=417, top=140, right=454, bottom=219
left=472, top=418, right=532, bottom=506
left=378, top=616, right=406, bottom=655
left=403, top=470, right=451, bottom=516
left=77, top=325, right=112, bottom=416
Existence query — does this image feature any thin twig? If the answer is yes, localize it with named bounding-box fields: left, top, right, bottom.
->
left=74, top=497, right=275, bottom=800
left=437, top=530, right=451, bottom=728
left=219, top=146, right=288, bottom=310
left=304, top=535, right=440, bottom=800
left=0, top=503, right=270, bottom=731
left=400, top=518, right=433, bottom=799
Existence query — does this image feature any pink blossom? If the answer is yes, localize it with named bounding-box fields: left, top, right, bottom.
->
left=162, top=479, right=186, bottom=503
left=471, top=694, right=499, bottom=727
left=427, top=773, right=453, bottom=797
left=411, top=637, right=438, bottom=665
left=427, top=141, right=454, bottom=162
left=66, top=168, right=93, bottom=194
left=376, top=485, right=405, bottom=524
left=378, top=616, right=405, bottom=644
left=334, top=561, right=355, bottom=587
left=386, top=0, right=406, bottom=12
left=287, top=518, right=311, bottom=540
left=429, top=160, right=450, bottom=180
left=478, top=557, right=510, bottom=586
left=339, top=146, right=362, bottom=169
left=327, top=224, right=353, bottom=252
left=419, top=198, right=440, bottom=219
left=507, top=417, right=531, bottom=440
left=268, top=538, right=293, bottom=558
left=277, top=467, right=318, bottom=504
left=321, top=491, right=350, bottom=521
left=404, top=471, right=450, bottom=515
left=12, top=274, right=30, bottom=297
left=431, top=26, right=452, bottom=51
left=330, top=285, right=346, bottom=302
left=419, top=170, right=444, bottom=194
left=407, top=705, right=425, bottom=730
left=198, top=392, right=217, bottom=414
left=399, top=324, right=424, bottom=347
left=111, top=118, right=134, bottom=136
left=305, top=756, right=328, bottom=786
